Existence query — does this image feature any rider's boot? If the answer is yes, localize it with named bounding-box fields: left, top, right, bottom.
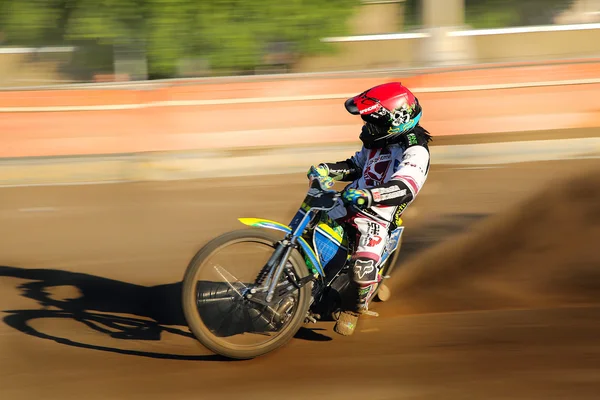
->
left=334, top=281, right=379, bottom=336
left=334, top=310, right=360, bottom=336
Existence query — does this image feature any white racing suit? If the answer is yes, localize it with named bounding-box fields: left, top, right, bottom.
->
left=321, top=128, right=431, bottom=312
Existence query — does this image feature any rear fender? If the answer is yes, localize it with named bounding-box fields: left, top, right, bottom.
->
left=238, top=218, right=324, bottom=277
left=379, top=226, right=405, bottom=267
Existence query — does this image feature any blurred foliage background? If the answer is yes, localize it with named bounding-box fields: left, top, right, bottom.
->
left=0, top=0, right=588, bottom=81
left=0, top=0, right=361, bottom=78
left=403, top=0, right=575, bottom=29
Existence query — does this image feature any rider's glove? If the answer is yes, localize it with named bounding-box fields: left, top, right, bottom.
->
left=307, top=163, right=330, bottom=179
left=341, top=188, right=373, bottom=209
left=307, top=163, right=335, bottom=189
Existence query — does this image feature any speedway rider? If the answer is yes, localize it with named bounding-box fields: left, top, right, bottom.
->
left=308, top=82, right=432, bottom=336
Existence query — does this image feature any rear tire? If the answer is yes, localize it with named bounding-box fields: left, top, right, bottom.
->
left=182, top=229, right=312, bottom=360
left=376, top=283, right=391, bottom=302
left=374, top=236, right=402, bottom=302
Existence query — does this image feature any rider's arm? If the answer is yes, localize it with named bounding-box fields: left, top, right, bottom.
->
left=343, top=144, right=430, bottom=208
left=320, top=159, right=360, bottom=181
left=369, top=144, right=430, bottom=206
left=312, top=147, right=368, bottom=182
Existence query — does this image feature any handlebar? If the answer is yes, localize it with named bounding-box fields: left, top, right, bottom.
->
left=305, top=174, right=341, bottom=211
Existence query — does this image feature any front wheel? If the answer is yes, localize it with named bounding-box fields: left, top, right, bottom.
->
left=182, top=229, right=312, bottom=360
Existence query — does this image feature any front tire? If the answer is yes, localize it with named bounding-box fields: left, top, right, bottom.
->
left=182, top=229, right=312, bottom=360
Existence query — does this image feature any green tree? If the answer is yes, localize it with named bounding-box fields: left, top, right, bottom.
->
left=0, top=0, right=361, bottom=78
left=464, top=0, right=573, bottom=29
left=402, top=0, right=573, bottom=30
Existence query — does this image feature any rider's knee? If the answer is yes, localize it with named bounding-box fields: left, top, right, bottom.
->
left=351, top=257, right=380, bottom=285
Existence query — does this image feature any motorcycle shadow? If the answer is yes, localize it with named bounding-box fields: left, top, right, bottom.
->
left=0, top=266, right=330, bottom=361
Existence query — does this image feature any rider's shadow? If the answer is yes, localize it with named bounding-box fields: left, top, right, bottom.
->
left=0, top=266, right=331, bottom=361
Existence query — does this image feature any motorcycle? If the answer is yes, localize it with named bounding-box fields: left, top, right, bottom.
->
left=181, top=171, right=405, bottom=359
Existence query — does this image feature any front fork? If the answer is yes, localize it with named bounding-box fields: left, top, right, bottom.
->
left=247, top=235, right=314, bottom=308
left=265, top=238, right=295, bottom=303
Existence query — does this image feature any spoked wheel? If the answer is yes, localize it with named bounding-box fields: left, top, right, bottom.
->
left=181, top=229, right=312, bottom=360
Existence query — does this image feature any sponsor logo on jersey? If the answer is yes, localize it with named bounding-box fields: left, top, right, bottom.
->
left=371, top=185, right=407, bottom=202
left=363, top=150, right=392, bottom=186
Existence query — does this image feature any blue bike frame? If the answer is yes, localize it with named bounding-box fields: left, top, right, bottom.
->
left=238, top=175, right=404, bottom=305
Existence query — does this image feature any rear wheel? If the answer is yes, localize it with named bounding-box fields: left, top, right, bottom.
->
left=374, top=236, right=402, bottom=302
left=376, top=283, right=391, bottom=302
left=182, top=229, right=312, bottom=360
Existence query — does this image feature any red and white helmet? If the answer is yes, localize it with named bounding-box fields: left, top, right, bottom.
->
left=345, top=82, right=422, bottom=149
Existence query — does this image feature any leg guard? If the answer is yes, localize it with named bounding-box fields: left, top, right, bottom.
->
left=352, top=257, right=382, bottom=314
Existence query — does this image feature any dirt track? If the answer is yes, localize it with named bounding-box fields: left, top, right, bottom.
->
left=0, top=158, right=599, bottom=399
